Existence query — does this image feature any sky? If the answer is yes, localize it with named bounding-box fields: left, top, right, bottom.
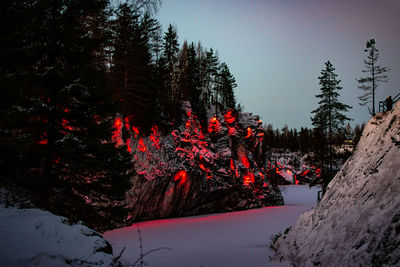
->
left=156, top=0, right=400, bottom=129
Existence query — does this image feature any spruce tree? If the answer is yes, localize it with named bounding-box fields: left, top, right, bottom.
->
left=109, top=3, right=159, bottom=133
left=218, top=63, right=237, bottom=110
left=1, top=0, right=132, bottom=230
left=311, top=61, right=351, bottom=194
left=357, top=39, right=390, bottom=115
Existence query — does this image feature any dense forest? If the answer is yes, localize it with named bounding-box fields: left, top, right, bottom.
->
left=0, top=0, right=242, bottom=228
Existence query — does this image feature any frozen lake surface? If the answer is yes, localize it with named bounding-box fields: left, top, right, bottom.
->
left=104, top=185, right=320, bottom=267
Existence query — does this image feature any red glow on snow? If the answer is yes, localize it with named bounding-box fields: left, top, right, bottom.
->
left=243, top=172, right=255, bottom=186
left=295, top=179, right=299, bottom=185
left=223, top=110, right=236, bottom=124
left=138, top=138, right=147, bottom=152
left=174, top=170, right=188, bottom=186
left=208, top=117, right=220, bottom=133
left=241, top=156, right=250, bottom=168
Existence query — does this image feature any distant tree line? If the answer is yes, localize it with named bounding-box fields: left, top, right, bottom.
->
left=262, top=123, right=364, bottom=152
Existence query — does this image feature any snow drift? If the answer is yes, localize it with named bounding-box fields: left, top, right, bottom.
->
left=271, top=102, right=400, bottom=266
left=0, top=191, right=115, bottom=266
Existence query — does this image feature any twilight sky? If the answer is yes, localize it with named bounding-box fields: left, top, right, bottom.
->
left=156, top=0, right=400, bottom=129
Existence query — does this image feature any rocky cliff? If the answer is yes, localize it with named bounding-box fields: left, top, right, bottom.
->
left=114, top=102, right=283, bottom=224
left=272, top=102, right=400, bottom=266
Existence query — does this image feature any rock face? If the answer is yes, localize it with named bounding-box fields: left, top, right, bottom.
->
left=114, top=102, right=283, bottom=224
left=272, top=102, right=400, bottom=266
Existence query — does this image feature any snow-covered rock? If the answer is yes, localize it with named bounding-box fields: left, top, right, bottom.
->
left=0, top=201, right=114, bottom=266
left=114, top=103, right=283, bottom=224
left=271, top=102, right=400, bottom=266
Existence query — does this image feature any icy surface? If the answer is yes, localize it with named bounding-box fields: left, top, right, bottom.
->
left=104, top=185, right=319, bottom=267
left=272, top=102, right=400, bottom=266
left=0, top=204, right=114, bottom=267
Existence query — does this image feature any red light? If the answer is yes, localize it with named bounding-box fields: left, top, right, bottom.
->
left=132, top=126, right=139, bottom=136
left=223, top=110, right=236, bottom=124
left=208, top=117, right=220, bottom=133
left=138, top=138, right=146, bottom=152
left=174, top=170, right=188, bottom=186
left=62, top=119, right=73, bottom=131
left=230, top=159, right=235, bottom=171
left=241, top=156, right=250, bottom=168
left=243, top=173, right=255, bottom=185
left=199, top=163, right=207, bottom=171
left=114, top=118, right=122, bottom=127
left=245, top=127, right=252, bottom=138
left=126, top=138, right=132, bottom=153
left=149, top=125, right=160, bottom=149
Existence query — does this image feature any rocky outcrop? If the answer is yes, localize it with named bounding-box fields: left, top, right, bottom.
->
left=271, top=102, right=400, bottom=266
left=114, top=102, right=283, bottom=224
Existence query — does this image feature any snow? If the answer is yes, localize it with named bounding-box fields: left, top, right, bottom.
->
left=104, top=185, right=320, bottom=267
left=0, top=204, right=114, bottom=267
left=272, top=102, right=400, bottom=266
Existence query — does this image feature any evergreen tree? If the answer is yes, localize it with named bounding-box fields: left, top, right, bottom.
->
left=311, top=61, right=351, bottom=194
left=202, top=48, right=219, bottom=108
left=357, top=39, right=390, bottom=115
left=109, top=3, right=159, bottom=133
left=1, top=0, right=132, bottom=230
left=162, top=24, right=179, bottom=102
left=218, top=62, right=237, bottom=110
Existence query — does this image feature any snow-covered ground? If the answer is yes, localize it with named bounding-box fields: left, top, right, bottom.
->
left=104, top=185, right=319, bottom=267
left=0, top=203, right=114, bottom=267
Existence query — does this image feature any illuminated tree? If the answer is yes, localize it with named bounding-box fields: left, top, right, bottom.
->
left=357, top=39, right=390, bottom=116
left=311, top=61, right=351, bottom=194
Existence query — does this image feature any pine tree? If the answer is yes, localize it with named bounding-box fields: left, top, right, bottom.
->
left=357, top=39, right=390, bottom=116
left=311, top=61, right=351, bottom=194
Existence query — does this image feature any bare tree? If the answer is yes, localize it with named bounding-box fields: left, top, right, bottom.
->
left=357, top=39, right=390, bottom=116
